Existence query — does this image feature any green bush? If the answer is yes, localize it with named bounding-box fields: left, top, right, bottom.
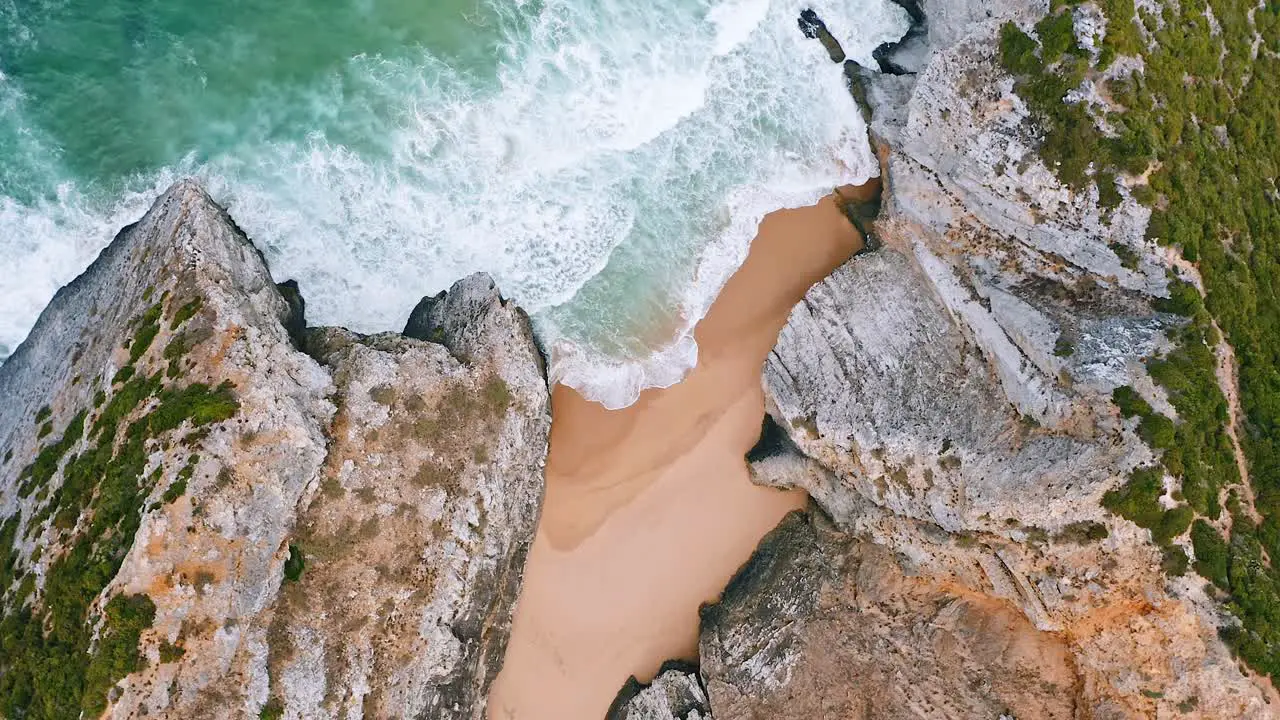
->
left=128, top=304, right=163, bottom=364
left=81, top=593, right=155, bottom=715
left=283, top=545, right=305, bottom=583
left=260, top=698, right=285, bottom=720
left=1036, top=11, right=1080, bottom=62
left=1000, top=22, right=1043, bottom=76
left=1191, top=520, right=1230, bottom=588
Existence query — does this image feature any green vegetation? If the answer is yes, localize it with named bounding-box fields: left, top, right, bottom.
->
left=128, top=304, right=164, bottom=364
left=169, top=297, right=203, bottom=330
left=1102, top=466, right=1195, bottom=544
left=1001, top=0, right=1280, bottom=681
left=482, top=375, right=512, bottom=410
left=1, top=316, right=238, bottom=717
left=158, top=640, right=184, bottom=663
left=283, top=544, right=305, bottom=582
left=81, top=593, right=156, bottom=716
left=260, top=697, right=285, bottom=720
left=368, top=384, right=397, bottom=406
left=1109, top=241, right=1141, bottom=270
left=161, top=479, right=188, bottom=505
left=1054, top=520, right=1110, bottom=544
left=161, top=456, right=198, bottom=504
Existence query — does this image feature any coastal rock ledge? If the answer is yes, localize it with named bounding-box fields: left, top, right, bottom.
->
left=0, top=180, right=550, bottom=719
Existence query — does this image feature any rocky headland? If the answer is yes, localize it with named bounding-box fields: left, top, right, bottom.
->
left=0, top=182, right=550, bottom=719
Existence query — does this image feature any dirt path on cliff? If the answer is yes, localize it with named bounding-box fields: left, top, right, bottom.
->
left=486, top=183, right=874, bottom=720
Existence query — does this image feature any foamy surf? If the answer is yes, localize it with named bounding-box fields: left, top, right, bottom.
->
left=0, top=0, right=909, bottom=407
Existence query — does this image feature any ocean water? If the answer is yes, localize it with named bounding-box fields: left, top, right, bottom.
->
left=0, top=0, right=909, bottom=408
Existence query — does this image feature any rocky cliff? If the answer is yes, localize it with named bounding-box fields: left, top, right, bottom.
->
left=0, top=182, right=550, bottom=719
left=3, top=0, right=1277, bottom=718
left=617, top=0, right=1276, bottom=717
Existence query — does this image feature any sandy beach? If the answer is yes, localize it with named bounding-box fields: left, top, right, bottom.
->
left=487, top=181, right=875, bottom=719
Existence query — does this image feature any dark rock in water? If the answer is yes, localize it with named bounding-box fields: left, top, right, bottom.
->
left=872, top=23, right=930, bottom=75
left=796, top=9, right=846, bottom=63
left=607, top=661, right=712, bottom=720
left=797, top=9, right=823, bottom=39
left=842, top=60, right=874, bottom=125
left=275, top=279, right=308, bottom=349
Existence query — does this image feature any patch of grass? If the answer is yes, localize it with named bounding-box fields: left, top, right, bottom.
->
left=1053, top=337, right=1076, bottom=357
left=80, top=593, right=156, bottom=716
left=158, top=641, right=184, bottom=664
left=18, top=410, right=86, bottom=499
left=259, top=698, right=284, bottom=720
left=1109, top=241, right=1141, bottom=271
left=482, top=376, right=512, bottom=411
left=112, top=365, right=136, bottom=385
left=128, top=304, right=164, bottom=364
left=368, top=384, right=397, bottom=406
left=161, top=478, right=188, bottom=505
left=1190, top=519, right=1229, bottom=588
left=169, top=297, right=203, bottom=330
left=412, top=458, right=458, bottom=489
left=1161, top=545, right=1190, bottom=576
left=1054, top=521, right=1109, bottom=544
left=1102, top=466, right=1193, bottom=545
left=146, top=381, right=239, bottom=435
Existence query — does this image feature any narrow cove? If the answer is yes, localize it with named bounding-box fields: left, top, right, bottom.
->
left=487, top=179, right=879, bottom=719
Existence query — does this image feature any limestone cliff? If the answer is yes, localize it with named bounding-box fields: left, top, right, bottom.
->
left=0, top=182, right=550, bottom=719
left=737, top=0, right=1276, bottom=717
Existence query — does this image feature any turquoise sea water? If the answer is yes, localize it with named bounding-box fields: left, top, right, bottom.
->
left=0, top=0, right=908, bottom=407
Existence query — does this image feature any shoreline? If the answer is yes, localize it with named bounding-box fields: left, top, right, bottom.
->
left=487, top=180, right=876, bottom=719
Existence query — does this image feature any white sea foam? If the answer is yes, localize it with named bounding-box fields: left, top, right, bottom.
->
left=0, top=0, right=910, bottom=406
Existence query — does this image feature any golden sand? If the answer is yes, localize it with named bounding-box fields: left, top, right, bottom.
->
left=487, top=181, right=874, bottom=719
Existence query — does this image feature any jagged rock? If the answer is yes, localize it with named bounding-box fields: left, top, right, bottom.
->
left=608, top=662, right=712, bottom=720
left=796, top=9, right=847, bottom=64
left=872, top=26, right=930, bottom=75
left=701, top=511, right=1079, bottom=719
left=271, top=277, right=548, bottom=719
left=0, top=182, right=550, bottom=719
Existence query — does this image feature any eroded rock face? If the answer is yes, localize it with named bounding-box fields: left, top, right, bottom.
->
left=608, top=663, right=712, bottom=720
left=272, top=279, right=548, bottom=719
left=0, top=182, right=549, bottom=719
left=757, top=1, right=1276, bottom=717
left=701, top=511, right=1079, bottom=719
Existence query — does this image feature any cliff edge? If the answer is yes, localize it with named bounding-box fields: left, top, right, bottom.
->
left=0, top=181, right=551, bottom=719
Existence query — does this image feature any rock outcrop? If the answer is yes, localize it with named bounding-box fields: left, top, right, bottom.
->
left=0, top=181, right=550, bottom=719
left=607, top=662, right=712, bottom=720
left=701, top=510, right=1079, bottom=719
left=742, top=1, right=1276, bottom=717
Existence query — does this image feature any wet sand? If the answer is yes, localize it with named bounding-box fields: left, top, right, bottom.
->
left=487, top=181, right=874, bottom=720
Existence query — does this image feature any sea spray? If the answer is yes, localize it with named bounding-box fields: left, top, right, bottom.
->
left=0, top=0, right=909, bottom=406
